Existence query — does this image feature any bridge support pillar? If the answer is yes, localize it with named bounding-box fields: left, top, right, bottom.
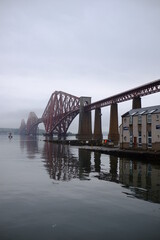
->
left=132, top=96, right=141, bottom=109
left=108, top=103, right=119, bottom=145
left=77, top=97, right=92, bottom=140
left=93, top=108, right=102, bottom=140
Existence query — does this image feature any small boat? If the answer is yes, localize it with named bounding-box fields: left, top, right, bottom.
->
left=8, top=132, right=13, bottom=139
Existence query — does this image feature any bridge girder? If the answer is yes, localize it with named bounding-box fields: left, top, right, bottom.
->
left=86, top=79, right=160, bottom=111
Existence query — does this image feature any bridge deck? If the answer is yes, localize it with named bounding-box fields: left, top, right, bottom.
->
left=86, top=79, right=160, bottom=110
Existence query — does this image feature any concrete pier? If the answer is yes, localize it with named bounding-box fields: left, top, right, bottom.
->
left=132, top=96, right=141, bottom=109
left=77, top=97, right=92, bottom=140
left=93, top=108, right=103, bottom=140
left=108, top=103, right=119, bottom=145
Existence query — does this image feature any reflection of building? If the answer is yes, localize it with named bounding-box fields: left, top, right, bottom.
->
left=120, top=105, right=160, bottom=151
left=119, top=158, right=160, bottom=203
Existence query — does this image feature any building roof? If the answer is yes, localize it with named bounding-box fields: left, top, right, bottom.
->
left=122, top=105, right=160, bottom=117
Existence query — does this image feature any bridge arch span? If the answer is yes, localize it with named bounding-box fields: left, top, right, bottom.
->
left=47, top=109, right=80, bottom=136
left=42, top=91, right=80, bottom=135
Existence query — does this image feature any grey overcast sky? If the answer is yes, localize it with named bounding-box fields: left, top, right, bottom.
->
left=0, top=0, right=160, bottom=133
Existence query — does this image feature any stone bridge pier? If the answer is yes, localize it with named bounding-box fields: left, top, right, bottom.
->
left=108, top=97, right=142, bottom=145
left=132, top=96, right=141, bottom=109
left=77, top=97, right=92, bottom=140
left=93, top=107, right=102, bottom=140
left=108, top=103, right=119, bottom=145
left=77, top=97, right=103, bottom=140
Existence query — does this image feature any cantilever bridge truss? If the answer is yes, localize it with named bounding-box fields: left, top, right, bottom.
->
left=42, top=91, right=80, bottom=135
left=20, top=79, right=160, bottom=136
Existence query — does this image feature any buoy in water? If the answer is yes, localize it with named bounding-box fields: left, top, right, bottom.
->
left=8, top=133, right=13, bottom=139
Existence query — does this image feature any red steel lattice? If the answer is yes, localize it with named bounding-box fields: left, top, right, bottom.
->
left=42, top=91, right=80, bottom=135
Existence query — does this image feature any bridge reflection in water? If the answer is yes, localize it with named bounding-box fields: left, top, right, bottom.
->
left=20, top=137, right=160, bottom=203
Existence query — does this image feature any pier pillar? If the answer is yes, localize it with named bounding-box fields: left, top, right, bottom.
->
left=108, top=103, right=119, bottom=145
left=77, top=97, right=92, bottom=140
left=93, top=108, right=103, bottom=140
left=132, top=96, right=141, bottom=109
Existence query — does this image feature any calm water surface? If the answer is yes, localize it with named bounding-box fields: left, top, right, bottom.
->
left=0, top=135, right=160, bottom=240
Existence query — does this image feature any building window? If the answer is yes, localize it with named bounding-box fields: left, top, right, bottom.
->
left=148, top=131, right=152, bottom=148
left=129, top=116, right=133, bottom=125
left=138, top=131, right=142, bottom=147
left=147, top=114, right=152, bottom=124
left=138, top=115, right=142, bottom=125
left=130, top=132, right=133, bottom=147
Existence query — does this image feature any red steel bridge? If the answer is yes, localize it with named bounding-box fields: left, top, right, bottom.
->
left=19, top=79, right=160, bottom=141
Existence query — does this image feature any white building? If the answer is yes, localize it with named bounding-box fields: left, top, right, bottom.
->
left=120, top=105, right=160, bottom=151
